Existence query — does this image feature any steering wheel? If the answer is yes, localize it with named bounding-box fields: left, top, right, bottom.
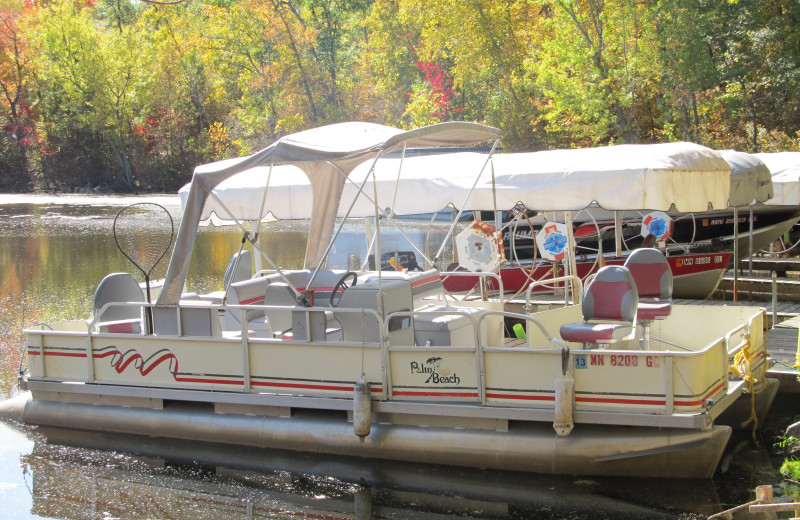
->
left=329, top=271, right=358, bottom=307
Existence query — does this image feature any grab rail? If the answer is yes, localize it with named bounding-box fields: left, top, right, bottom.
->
left=524, top=274, right=583, bottom=313
left=725, top=308, right=765, bottom=357
left=478, top=310, right=567, bottom=350
left=440, top=270, right=504, bottom=300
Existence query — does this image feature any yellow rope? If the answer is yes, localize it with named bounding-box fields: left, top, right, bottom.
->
left=730, top=336, right=759, bottom=439
left=793, top=324, right=800, bottom=384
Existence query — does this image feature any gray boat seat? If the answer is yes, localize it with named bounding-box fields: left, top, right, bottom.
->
left=152, top=301, right=223, bottom=337
left=93, top=272, right=145, bottom=333
left=224, top=250, right=253, bottom=287
left=199, top=250, right=254, bottom=304
left=223, top=277, right=270, bottom=334
left=409, top=269, right=445, bottom=301
left=334, top=278, right=414, bottom=345
left=359, top=269, right=445, bottom=303
left=264, top=282, right=299, bottom=337
left=262, top=269, right=347, bottom=306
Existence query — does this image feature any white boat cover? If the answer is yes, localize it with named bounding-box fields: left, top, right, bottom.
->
left=481, top=142, right=731, bottom=212
left=753, top=152, right=800, bottom=206
left=159, top=122, right=502, bottom=304
left=718, top=150, right=773, bottom=207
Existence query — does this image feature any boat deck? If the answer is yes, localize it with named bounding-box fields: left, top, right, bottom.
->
left=513, top=292, right=800, bottom=393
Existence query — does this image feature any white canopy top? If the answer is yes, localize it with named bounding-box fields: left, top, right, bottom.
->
left=753, top=152, right=800, bottom=206
left=160, top=121, right=502, bottom=304
left=718, top=150, right=772, bottom=207
left=180, top=151, right=495, bottom=222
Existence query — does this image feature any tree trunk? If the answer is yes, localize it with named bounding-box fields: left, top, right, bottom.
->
left=107, top=133, right=134, bottom=189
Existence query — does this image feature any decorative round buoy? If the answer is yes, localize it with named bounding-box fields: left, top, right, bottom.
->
left=641, top=211, right=673, bottom=241
left=353, top=375, right=371, bottom=441
left=536, top=222, right=569, bottom=262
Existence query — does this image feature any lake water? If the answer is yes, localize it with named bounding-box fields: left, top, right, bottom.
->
left=0, top=194, right=795, bottom=519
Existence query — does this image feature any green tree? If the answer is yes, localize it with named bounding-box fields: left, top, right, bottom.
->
left=31, top=0, right=154, bottom=189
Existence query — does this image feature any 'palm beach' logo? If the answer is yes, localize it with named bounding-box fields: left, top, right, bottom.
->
left=410, top=356, right=460, bottom=384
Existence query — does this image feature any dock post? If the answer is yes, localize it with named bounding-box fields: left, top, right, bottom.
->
left=772, top=272, right=778, bottom=328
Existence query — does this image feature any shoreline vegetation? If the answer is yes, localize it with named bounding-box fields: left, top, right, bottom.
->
left=0, top=1, right=798, bottom=193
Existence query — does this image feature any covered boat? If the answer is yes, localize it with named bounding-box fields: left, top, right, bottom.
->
left=446, top=145, right=767, bottom=299
left=562, top=150, right=784, bottom=257
left=753, top=152, right=800, bottom=252
left=0, top=123, right=778, bottom=479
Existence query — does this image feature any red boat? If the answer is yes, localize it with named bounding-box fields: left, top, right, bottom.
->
left=443, top=251, right=732, bottom=300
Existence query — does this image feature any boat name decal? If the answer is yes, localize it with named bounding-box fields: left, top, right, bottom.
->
left=410, top=357, right=461, bottom=385
left=703, top=216, right=750, bottom=226
left=576, top=354, right=661, bottom=368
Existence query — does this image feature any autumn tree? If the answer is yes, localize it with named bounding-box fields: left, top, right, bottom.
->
left=30, top=0, right=156, bottom=189
left=0, top=1, right=34, bottom=190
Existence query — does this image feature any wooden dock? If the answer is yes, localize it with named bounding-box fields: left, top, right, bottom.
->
left=717, top=257, right=800, bottom=299
left=766, top=315, right=800, bottom=394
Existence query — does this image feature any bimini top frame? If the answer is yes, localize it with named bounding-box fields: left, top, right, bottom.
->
left=159, top=122, right=503, bottom=305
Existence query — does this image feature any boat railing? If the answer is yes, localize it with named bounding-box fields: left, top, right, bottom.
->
left=440, top=270, right=504, bottom=300
left=477, top=310, right=568, bottom=350
left=45, top=297, right=763, bottom=416
left=725, top=308, right=765, bottom=357
left=724, top=308, right=768, bottom=385
left=382, top=308, right=481, bottom=401
left=89, top=300, right=386, bottom=343
left=524, top=274, right=583, bottom=312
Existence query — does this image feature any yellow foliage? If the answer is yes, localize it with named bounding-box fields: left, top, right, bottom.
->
left=208, top=121, right=229, bottom=156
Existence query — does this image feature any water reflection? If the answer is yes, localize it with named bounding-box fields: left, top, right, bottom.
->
left=15, top=424, right=717, bottom=520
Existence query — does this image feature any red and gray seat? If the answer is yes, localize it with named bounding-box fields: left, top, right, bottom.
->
left=559, top=265, right=638, bottom=348
left=623, top=248, right=673, bottom=348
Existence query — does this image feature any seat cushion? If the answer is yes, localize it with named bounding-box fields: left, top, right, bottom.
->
left=637, top=300, right=671, bottom=321
left=560, top=322, right=633, bottom=344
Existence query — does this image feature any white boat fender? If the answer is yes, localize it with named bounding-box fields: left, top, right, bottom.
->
left=553, top=347, right=575, bottom=436
left=353, top=375, right=372, bottom=441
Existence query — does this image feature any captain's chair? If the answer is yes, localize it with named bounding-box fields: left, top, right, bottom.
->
left=559, top=265, right=638, bottom=348
left=623, top=248, right=672, bottom=349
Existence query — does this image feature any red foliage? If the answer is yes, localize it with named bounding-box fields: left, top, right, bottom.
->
left=405, top=33, right=461, bottom=119
left=3, top=98, right=38, bottom=149
left=413, top=60, right=463, bottom=118
left=136, top=107, right=183, bottom=155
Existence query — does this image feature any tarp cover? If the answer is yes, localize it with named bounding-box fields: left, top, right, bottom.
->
left=480, top=142, right=731, bottom=212
left=159, top=121, right=502, bottom=304
left=179, top=152, right=494, bottom=222
left=717, top=150, right=772, bottom=207
left=754, top=152, right=800, bottom=206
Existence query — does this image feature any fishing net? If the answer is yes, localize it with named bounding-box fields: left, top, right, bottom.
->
left=113, top=203, right=175, bottom=305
